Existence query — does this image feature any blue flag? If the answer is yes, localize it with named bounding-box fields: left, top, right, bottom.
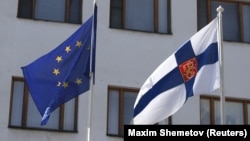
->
left=133, top=17, right=220, bottom=124
left=22, top=4, right=97, bottom=125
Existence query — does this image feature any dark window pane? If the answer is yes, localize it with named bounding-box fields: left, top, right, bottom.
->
left=243, top=5, right=250, bottom=43
left=123, top=91, right=137, bottom=125
left=158, top=0, right=168, bottom=33
left=9, top=81, right=24, bottom=126
left=110, top=0, right=123, bottom=28
left=9, top=77, right=78, bottom=131
left=110, top=0, right=170, bottom=33
left=18, top=0, right=82, bottom=23
left=107, top=90, right=119, bottom=135
left=197, top=0, right=208, bottom=30
left=211, top=1, right=240, bottom=42
left=69, top=0, right=81, bottom=24
left=125, top=0, right=154, bottom=32
left=35, top=0, right=66, bottom=22
left=18, top=0, right=33, bottom=18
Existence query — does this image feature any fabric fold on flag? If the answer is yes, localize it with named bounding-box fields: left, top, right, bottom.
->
left=133, top=17, right=220, bottom=125
left=21, top=4, right=97, bottom=125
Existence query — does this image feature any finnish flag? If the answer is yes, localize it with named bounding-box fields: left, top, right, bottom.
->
left=133, top=17, right=220, bottom=125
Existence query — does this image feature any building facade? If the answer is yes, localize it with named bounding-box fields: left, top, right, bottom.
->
left=0, top=0, right=250, bottom=141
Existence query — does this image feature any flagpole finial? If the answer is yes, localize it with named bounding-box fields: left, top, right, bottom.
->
left=216, top=5, right=224, bottom=13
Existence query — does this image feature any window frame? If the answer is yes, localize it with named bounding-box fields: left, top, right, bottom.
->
left=106, top=85, right=172, bottom=137
left=17, top=0, right=83, bottom=24
left=8, top=76, right=79, bottom=132
left=106, top=85, right=139, bottom=137
left=109, top=0, right=172, bottom=34
left=200, top=95, right=250, bottom=125
left=197, top=0, right=250, bottom=43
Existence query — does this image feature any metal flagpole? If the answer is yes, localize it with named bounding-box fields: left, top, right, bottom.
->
left=87, top=0, right=96, bottom=141
left=87, top=72, right=94, bottom=141
left=216, top=6, right=225, bottom=125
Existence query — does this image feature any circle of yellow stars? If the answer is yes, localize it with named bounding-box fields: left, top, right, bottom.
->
left=52, top=40, right=86, bottom=88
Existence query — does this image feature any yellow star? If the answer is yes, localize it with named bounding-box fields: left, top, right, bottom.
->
left=53, top=68, right=60, bottom=76
left=63, top=82, right=69, bottom=88
left=55, top=56, right=63, bottom=63
left=65, top=46, right=71, bottom=53
left=76, top=41, right=83, bottom=48
left=75, top=78, right=82, bottom=85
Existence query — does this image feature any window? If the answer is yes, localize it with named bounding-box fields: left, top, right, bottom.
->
left=17, top=0, right=82, bottom=24
left=198, top=0, right=250, bottom=43
left=107, top=85, right=172, bottom=137
left=110, top=0, right=172, bottom=34
left=200, top=95, right=250, bottom=125
left=8, top=76, right=78, bottom=132
left=107, top=86, right=138, bottom=137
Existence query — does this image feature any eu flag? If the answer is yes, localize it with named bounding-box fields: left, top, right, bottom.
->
left=21, top=4, right=97, bottom=125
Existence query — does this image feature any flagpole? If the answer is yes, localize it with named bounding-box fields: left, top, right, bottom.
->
left=216, top=6, right=225, bottom=125
left=87, top=75, right=94, bottom=141
left=87, top=1, right=96, bottom=141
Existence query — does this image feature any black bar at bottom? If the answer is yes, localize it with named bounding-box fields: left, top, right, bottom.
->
left=124, top=125, right=250, bottom=140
